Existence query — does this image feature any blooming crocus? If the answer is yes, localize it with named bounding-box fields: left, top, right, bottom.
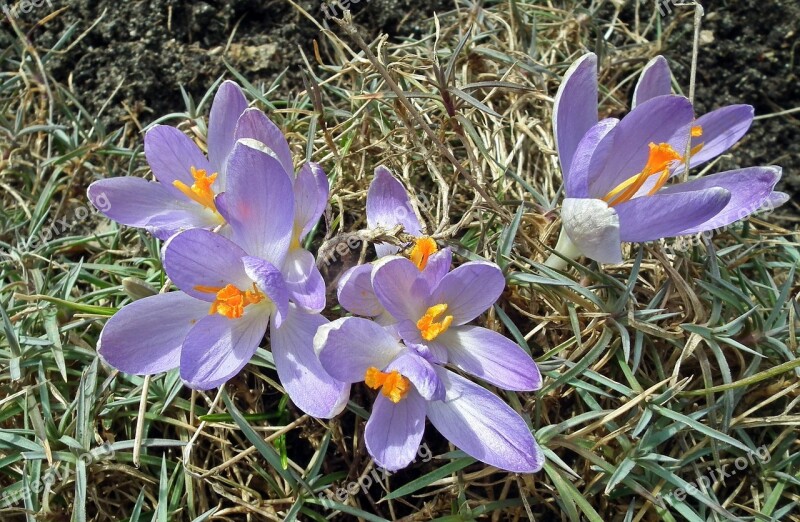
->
left=343, top=255, right=541, bottom=392
left=226, top=109, right=329, bottom=312
left=315, top=316, right=544, bottom=472
left=549, top=53, right=788, bottom=265
left=337, top=166, right=444, bottom=318
left=366, top=165, right=431, bottom=259
left=97, top=141, right=348, bottom=418
left=88, top=80, right=249, bottom=239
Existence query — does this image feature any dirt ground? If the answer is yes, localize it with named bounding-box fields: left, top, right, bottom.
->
left=3, top=0, right=449, bottom=124
left=661, top=0, right=800, bottom=196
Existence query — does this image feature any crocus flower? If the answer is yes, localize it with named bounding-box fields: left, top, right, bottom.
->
left=88, top=77, right=328, bottom=311
left=366, top=165, right=431, bottom=259
left=315, top=316, right=544, bottom=472
left=550, top=53, right=788, bottom=265
left=337, top=166, right=444, bottom=318
left=97, top=141, right=348, bottom=418
left=226, top=109, right=329, bottom=312
left=87, top=80, right=249, bottom=239
left=342, top=254, right=541, bottom=392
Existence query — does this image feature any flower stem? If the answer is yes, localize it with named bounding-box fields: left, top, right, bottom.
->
left=544, top=227, right=582, bottom=270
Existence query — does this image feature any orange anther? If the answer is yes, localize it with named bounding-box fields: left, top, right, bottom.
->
left=365, top=367, right=411, bottom=403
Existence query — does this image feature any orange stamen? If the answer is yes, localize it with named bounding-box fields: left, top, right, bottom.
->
left=417, top=304, right=453, bottom=341
left=409, top=236, right=438, bottom=270
left=691, top=125, right=703, bottom=138
left=195, top=283, right=264, bottom=319
left=365, top=367, right=411, bottom=403
left=173, top=167, right=219, bottom=212
left=602, top=142, right=683, bottom=206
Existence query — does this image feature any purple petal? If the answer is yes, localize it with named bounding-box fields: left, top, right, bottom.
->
left=145, top=210, right=221, bottom=241
left=337, top=264, right=384, bottom=317
left=762, top=191, right=789, bottom=211
left=685, top=105, right=755, bottom=169
left=315, top=317, right=403, bottom=383
left=281, top=248, right=326, bottom=314
left=162, top=229, right=251, bottom=301
left=438, top=326, right=542, bottom=391
left=371, top=256, right=430, bottom=322
left=180, top=309, right=269, bottom=389
left=616, top=187, right=731, bottom=242
left=374, top=242, right=399, bottom=259
left=144, top=125, right=215, bottom=199
left=426, top=367, right=544, bottom=473
left=270, top=304, right=350, bottom=418
left=562, top=198, right=622, bottom=264
left=385, top=351, right=444, bottom=401
left=633, top=56, right=672, bottom=108
left=294, top=162, right=329, bottom=239
left=429, top=261, right=505, bottom=325
left=98, top=292, right=209, bottom=375
left=224, top=140, right=295, bottom=267
left=207, top=80, right=248, bottom=175
left=243, top=256, right=289, bottom=327
left=553, top=53, right=598, bottom=177
left=589, top=95, right=695, bottom=198
left=367, top=166, right=423, bottom=256
left=566, top=118, right=618, bottom=198
left=420, top=248, right=452, bottom=288
left=657, top=166, right=782, bottom=235
left=395, top=320, right=449, bottom=364
left=234, top=108, right=294, bottom=176
left=365, top=390, right=426, bottom=472
left=87, top=177, right=218, bottom=240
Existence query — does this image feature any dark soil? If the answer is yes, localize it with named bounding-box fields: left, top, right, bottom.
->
left=3, top=0, right=449, bottom=126
left=661, top=0, right=800, bottom=196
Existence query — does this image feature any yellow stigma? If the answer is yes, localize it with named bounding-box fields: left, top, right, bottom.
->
left=409, top=236, right=438, bottom=270
left=194, top=283, right=264, bottom=319
left=601, top=142, right=683, bottom=206
left=417, top=304, right=454, bottom=341
left=173, top=166, right=219, bottom=212
left=365, top=367, right=411, bottom=403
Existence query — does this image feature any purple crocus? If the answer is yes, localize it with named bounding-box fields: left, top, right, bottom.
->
left=88, top=78, right=328, bottom=311
left=226, top=108, right=329, bottom=312
left=97, top=141, right=348, bottom=418
left=549, top=53, right=788, bottom=265
left=366, top=165, right=427, bottom=258
left=315, top=316, right=544, bottom=472
left=337, top=166, right=444, bottom=319
left=366, top=256, right=541, bottom=391
left=338, top=252, right=540, bottom=392
left=87, top=80, right=249, bottom=240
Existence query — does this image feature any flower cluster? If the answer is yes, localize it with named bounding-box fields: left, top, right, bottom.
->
left=324, top=171, right=543, bottom=471
left=548, top=54, right=788, bottom=265
left=88, top=52, right=788, bottom=475
left=90, top=81, right=347, bottom=418
left=89, top=82, right=544, bottom=473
